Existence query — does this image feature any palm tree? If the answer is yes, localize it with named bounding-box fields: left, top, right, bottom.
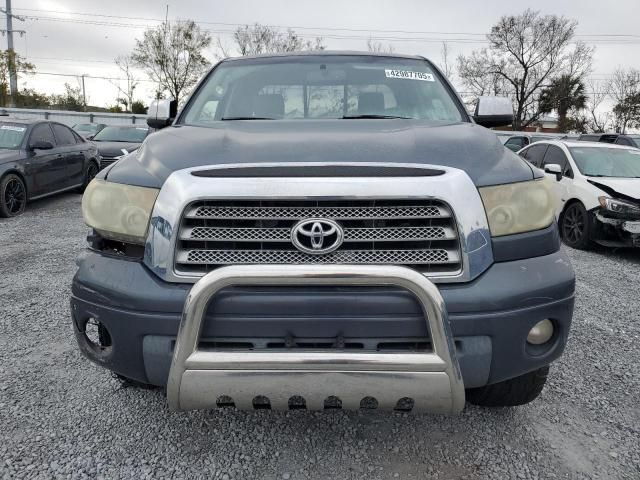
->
left=539, top=75, right=587, bottom=133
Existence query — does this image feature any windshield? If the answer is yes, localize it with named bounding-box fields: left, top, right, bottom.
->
left=181, top=55, right=465, bottom=124
left=628, top=135, right=640, bottom=147
left=569, top=146, right=640, bottom=178
left=0, top=123, right=27, bottom=149
left=92, top=126, right=149, bottom=142
left=73, top=124, right=99, bottom=133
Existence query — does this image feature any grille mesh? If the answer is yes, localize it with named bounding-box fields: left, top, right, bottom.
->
left=175, top=199, right=461, bottom=276
left=187, top=205, right=445, bottom=220
left=183, top=226, right=451, bottom=242
left=181, top=248, right=455, bottom=265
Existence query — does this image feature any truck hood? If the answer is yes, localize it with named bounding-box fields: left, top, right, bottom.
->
left=587, top=177, right=640, bottom=201
left=104, top=120, right=535, bottom=189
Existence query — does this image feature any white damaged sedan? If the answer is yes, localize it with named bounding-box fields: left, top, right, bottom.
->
left=518, top=140, right=640, bottom=249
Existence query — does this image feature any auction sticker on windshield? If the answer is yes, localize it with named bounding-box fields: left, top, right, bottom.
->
left=0, top=125, right=26, bottom=132
left=385, top=69, right=434, bottom=82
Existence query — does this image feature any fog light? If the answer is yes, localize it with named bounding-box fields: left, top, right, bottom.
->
left=527, top=319, right=554, bottom=345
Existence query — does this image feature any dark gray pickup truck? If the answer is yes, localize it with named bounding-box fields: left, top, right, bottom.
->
left=71, top=52, right=575, bottom=413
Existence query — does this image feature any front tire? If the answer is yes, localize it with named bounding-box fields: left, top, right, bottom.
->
left=561, top=202, right=592, bottom=250
left=0, top=173, right=27, bottom=218
left=466, top=366, right=549, bottom=407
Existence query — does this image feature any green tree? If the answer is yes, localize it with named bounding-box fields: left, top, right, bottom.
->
left=613, top=92, right=640, bottom=134
left=132, top=20, right=211, bottom=102
left=131, top=101, right=147, bottom=114
left=0, top=50, right=35, bottom=107
left=15, top=88, right=50, bottom=108
left=609, top=68, right=640, bottom=133
left=539, top=75, right=587, bottom=133
left=50, top=83, right=85, bottom=111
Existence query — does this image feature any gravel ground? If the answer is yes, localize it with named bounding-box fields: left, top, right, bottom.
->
left=1, top=193, right=639, bottom=480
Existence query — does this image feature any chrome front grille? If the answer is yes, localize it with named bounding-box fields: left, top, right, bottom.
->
left=175, top=199, right=462, bottom=276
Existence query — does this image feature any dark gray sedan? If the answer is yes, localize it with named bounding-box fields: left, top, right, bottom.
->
left=0, top=118, right=100, bottom=217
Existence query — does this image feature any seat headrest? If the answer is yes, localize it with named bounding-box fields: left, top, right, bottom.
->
left=357, top=92, right=385, bottom=115
left=254, top=94, right=285, bottom=119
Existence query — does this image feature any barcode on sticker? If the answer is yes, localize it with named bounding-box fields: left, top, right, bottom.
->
left=385, top=70, right=434, bottom=82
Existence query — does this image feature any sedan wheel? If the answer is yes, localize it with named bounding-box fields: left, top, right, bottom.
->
left=77, top=162, right=99, bottom=193
left=561, top=202, right=592, bottom=250
left=0, top=174, right=27, bottom=218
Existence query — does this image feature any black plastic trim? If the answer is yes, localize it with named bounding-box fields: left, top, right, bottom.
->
left=491, top=223, right=560, bottom=263
left=191, top=165, right=445, bottom=178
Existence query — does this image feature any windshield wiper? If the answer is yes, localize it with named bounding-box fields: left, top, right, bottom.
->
left=342, top=114, right=412, bottom=120
left=221, top=116, right=275, bottom=121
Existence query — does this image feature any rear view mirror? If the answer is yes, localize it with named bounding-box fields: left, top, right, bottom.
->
left=147, top=99, right=178, bottom=129
left=29, top=140, right=54, bottom=150
left=473, top=97, right=513, bottom=128
left=544, top=163, right=562, bottom=181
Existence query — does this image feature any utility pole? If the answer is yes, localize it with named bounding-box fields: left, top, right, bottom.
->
left=2, top=0, right=26, bottom=108
left=81, top=74, right=87, bottom=111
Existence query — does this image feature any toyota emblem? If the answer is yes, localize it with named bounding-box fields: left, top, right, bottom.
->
left=291, top=218, right=344, bottom=255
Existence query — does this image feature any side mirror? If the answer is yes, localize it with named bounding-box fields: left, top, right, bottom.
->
left=86, top=134, right=95, bottom=140
left=147, top=99, right=178, bottom=129
left=473, top=97, right=514, bottom=128
left=29, top=140, right=54, bottom=151
left=544, top=163, right=562, bottom=181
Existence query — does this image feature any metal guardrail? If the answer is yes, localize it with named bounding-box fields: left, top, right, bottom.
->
left=0, top=107, right=147, bottom=127
left=167, top=264, right=466, bottom=413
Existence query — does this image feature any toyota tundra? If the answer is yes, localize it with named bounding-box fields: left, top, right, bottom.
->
left=71, top=52, right=575, bottom=413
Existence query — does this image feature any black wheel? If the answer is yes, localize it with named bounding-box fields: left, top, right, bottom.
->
left=77, top=161, right=99, bottom=193
left=0, top=173, right=27, bottom=218
left=561, top=202, right=592, bottom=250
left=466, top=366, right=549, bottom=407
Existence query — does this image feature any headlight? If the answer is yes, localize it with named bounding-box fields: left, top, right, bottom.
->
left=479, top=179, right=555, bottom=236
left=82, top=179, right=159, bottom=244
left=598, top=196, right=640, bottom=215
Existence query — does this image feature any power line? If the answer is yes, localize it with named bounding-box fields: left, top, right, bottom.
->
left=19, top=70, right=157, bottom=83
left=15, top=10, right=640, bottom=46
left=13, top=7, right=640, bottom=39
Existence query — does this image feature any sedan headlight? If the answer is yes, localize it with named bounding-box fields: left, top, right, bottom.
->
left=82, top=179, right=159, bottom=244
left=598, top=196, right=640, bottom=215
left=479, top=179, right=555, bottom=236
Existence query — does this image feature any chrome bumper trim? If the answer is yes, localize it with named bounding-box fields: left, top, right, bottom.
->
left=167, top=264, right=465, bottom=413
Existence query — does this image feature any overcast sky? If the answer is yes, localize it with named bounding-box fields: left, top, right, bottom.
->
left=7, top=0, right=640, bottom=108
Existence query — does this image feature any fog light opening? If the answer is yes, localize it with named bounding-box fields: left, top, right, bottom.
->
left=527, top=319, right=554, bottom=345
left=83, top=317, right=112, bottom=350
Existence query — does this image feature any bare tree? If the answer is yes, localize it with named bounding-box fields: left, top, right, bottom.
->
left=112, top=55, right=139, bottom=112
left=132, top=20, right=212, bottom=102
left=609, top=67, right=640, bottom=133
left=457, top=9, right=593, bottom=130
left=366, top=37, right=394, bottom=54
left=585, top=79, right=611, bottom=132
left=230, top=24, right=325, bottom=57
left=456, top=48, right=508, bottom=100
left=439, top=42, right=454, bottom=79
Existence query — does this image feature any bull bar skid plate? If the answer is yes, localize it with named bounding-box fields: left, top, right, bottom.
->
left=166, top=265, right=465, bottom=413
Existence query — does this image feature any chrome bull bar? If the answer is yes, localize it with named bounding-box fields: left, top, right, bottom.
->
left=167, top=265, right=465, bottom=413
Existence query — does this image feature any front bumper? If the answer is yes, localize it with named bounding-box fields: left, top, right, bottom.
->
left=71, top=249, right=575, bottom=408
left=594, top=211, right=640, bottom=247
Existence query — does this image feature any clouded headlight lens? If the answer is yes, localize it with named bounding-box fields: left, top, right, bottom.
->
left=82, top=179, right=159, bottom=244
left=479, top=179, right=555, bottom=236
